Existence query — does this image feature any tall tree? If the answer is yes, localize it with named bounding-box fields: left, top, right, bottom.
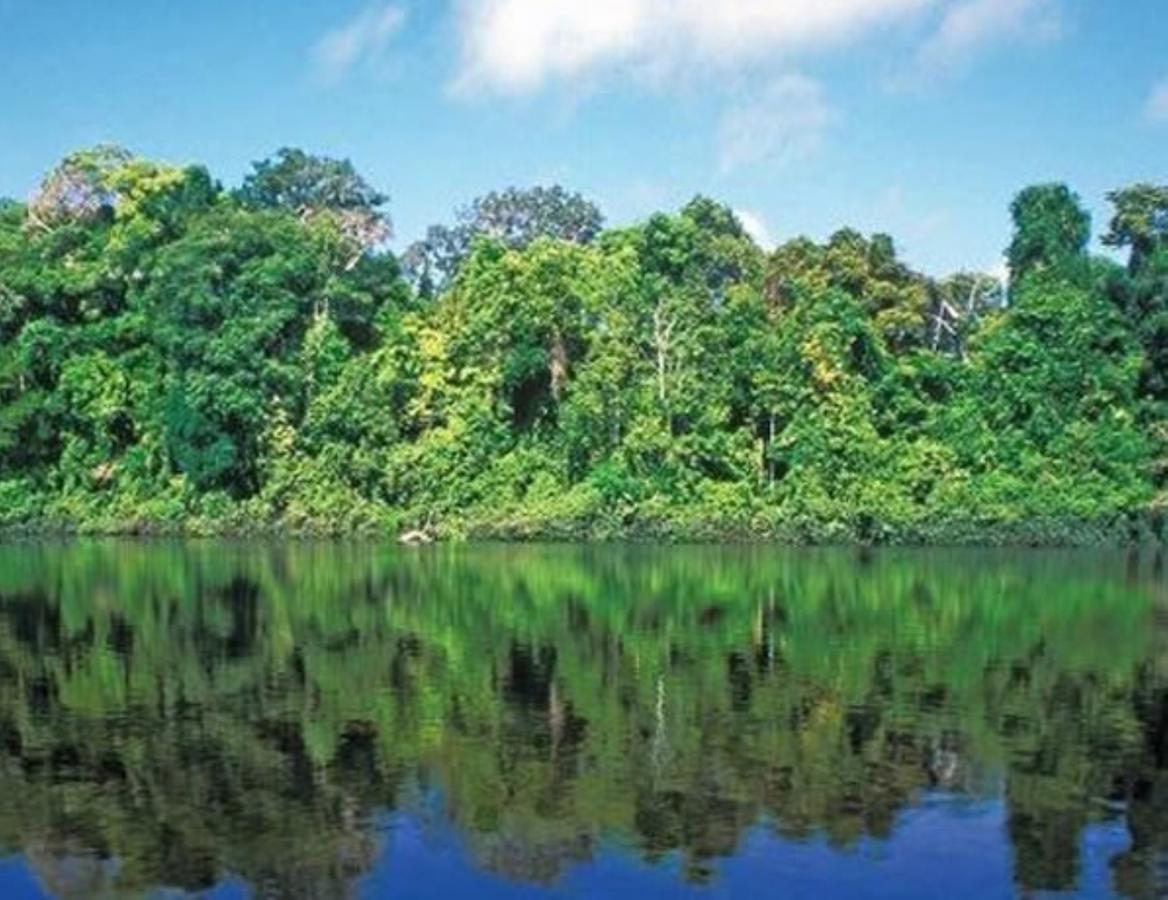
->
left=1006, top=184, right=1090, bottom=282
left=1104, top=183, right=1168, bottom=271
left=237, top=148, right=391, bottom=266
left=1103, top=184, right=1168, bottom=429
left=764, top=230, right=931, bottom=352
left=403, top=186, right=604, bottom=295
left=26, top=144, right=132, bottom=229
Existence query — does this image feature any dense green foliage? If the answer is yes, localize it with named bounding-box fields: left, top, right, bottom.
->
left=0, top=147, right=1165, bottom=541
left=0, top=543, right=1163, bottom=895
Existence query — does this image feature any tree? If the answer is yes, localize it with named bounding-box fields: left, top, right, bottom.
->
left=954, top=270, right=1151, bottom=510
left=434, top=237, right=600, bottom=432
left=237, top=147, right=386, bottom=219
left=141, top=205, right=391, bottom=496
left=626, top=204, right=758, bottom=434
left=27, top=144, right=133, bottom=229
left=237, top=148, right=391, bottom=266
left=1104, top=184, right=1168, bottom=423
left=763, top=230, right=931, bottom=352
left=929, top=271, right=1004, bottom=356
left=1006, top=184, right=1090, bottom=282
left=764, top=286, right=891, bottom=514
left=403, top=186, right=604, bottom=294
left=1103, top=183, right=1168, bottom=272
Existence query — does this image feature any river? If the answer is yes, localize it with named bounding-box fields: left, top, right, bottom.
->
left=0, top=542, right=1163, bottom=898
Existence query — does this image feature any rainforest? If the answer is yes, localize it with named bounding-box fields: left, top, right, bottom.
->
left=1, top=146, right=1166, bottom=543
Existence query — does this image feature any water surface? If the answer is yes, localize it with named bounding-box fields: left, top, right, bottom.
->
left=0, top=542, right=1163, bottom=898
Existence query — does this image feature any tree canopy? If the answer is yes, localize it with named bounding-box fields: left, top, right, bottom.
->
left=403, top=185, right=604, bottom=296
left=0, top=145, right=1163, bottom=542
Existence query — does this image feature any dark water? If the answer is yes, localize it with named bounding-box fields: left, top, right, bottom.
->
left=0, top=543, right=1164, bottom=899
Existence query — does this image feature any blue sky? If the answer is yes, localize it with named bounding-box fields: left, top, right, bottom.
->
left=0, top=0, right=1164, bottom=274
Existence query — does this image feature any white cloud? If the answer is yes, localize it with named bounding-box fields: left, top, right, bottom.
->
left=915, top=0, right=1060, bottom=73
left=452, top=0, right=937, bottom=94
left=314, top=4, right=407, bottom=83
left=1147, top=75, right=1168, bottom=124
left=717, top=75, right=835, bottom=174
left=735, top=208, right=774, bottom=249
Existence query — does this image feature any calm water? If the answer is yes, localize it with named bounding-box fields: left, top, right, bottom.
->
left=0, top=543, right=1163, bottom=899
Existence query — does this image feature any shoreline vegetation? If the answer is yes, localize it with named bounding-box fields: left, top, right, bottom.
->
left=1, top=147, right=1165, bottom=545
left=3, top=524, right=1166, bottom=549
left=2, top=507, right=1165, bottom=547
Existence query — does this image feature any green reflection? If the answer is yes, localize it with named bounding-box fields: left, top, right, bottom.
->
left=0, top=543, right=1163, bottom=896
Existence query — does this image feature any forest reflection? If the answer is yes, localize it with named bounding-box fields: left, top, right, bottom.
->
left=0, top=542, right=1163, bottom=897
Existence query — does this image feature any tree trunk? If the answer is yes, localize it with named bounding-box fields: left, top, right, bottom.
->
left=768, top=412, right=776, bottom=486
left=549, top=328, right=569, bottom=404
left=652, top=302, right=674, bottom=428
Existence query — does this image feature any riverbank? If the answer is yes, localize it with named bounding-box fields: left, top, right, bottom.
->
left=3, top=492, right=1163, bottom=546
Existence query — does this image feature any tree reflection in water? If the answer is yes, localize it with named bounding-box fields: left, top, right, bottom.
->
left=0, top=542, right=1162, bottom=897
